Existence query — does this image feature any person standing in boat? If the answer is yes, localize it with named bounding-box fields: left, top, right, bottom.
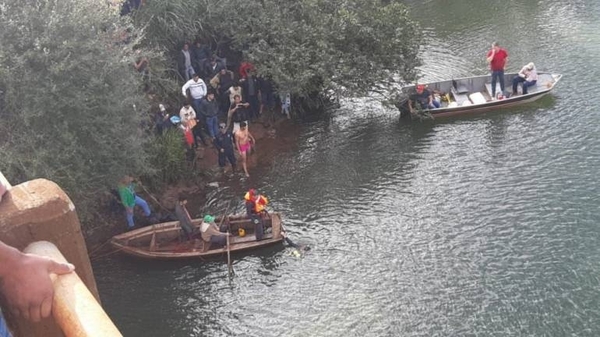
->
left=117, top=176, right=156, bottom=230
left=486, top=41, right=509, bottom=99
left=408, top=84, right=440, bottom=114
left=200, top=215, right=230, bottom=247
left=244, top=189, right=269, bottom=240
left=175, top=195, right=196, bottom=241
left=512, top=62, right=538, bottom=95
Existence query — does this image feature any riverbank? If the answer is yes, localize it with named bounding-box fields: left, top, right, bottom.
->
left=85, top=114, right=301, bottom=256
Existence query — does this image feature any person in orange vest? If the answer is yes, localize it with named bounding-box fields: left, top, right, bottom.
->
left=244, top=189, right=269, bottom=240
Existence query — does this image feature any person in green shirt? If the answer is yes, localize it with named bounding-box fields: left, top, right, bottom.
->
left=117, top=175, right=153, bottom=229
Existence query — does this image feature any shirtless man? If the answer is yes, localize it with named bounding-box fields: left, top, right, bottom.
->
left=234, top=121, right=255, bottom=177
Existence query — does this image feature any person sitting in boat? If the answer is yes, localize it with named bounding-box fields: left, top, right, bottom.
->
left=512, top=62, right=538, bottom=96
left=244, top=189, right=269, bottom=240
left=200, top=215, right=230, bottom=247
left=175, top=195, right=197, bottom=241
left=408, top=84, right=440, bottom=113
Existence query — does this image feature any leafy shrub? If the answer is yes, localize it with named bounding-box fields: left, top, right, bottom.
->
left=0, top=0, right=153, bottom=222
left=145, top=128, right=189, bottom=186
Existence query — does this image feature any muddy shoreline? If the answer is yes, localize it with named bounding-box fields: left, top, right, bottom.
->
left=86, top=116, right=301, bottom=256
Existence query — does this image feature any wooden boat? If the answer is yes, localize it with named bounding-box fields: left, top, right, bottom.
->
left=110, top=213, right=284, bottom=260
left=396, top=72, right=562, bottom=119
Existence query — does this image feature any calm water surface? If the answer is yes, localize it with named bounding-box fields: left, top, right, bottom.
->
left=94, top=1, right=600, bottom=335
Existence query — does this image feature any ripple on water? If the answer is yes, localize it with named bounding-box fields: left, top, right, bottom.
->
left=94, top=1, right=600, bottom=336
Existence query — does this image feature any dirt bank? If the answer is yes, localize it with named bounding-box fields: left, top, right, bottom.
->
left=86, top=115, right=301, bottom=256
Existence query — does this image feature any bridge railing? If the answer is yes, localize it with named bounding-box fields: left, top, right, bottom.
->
left=23, top=242, right=122, bottom=337
left=0, top=173, right=122, bottom=336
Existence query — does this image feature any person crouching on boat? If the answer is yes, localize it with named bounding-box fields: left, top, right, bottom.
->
left=408, top=84, right=440, bottom=114
left=175, top=195, right=197, bottom=241
left=512, top=62, right=538, bottom=96
left=244, top=189, right=269, bottom=241
left=200, top=215, right=230, bottom=247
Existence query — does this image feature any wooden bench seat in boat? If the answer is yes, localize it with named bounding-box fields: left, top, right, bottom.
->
left=469, top=92, right=487, bottom=105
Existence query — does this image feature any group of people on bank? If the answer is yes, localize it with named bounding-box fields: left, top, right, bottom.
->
left=154, top=40, right=292, bottom=178
left=408, top=41, right=539, bottom=113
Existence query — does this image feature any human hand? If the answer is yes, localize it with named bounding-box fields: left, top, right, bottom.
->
left=220, top=149, right=224, bottom=153
left=126, top=207, right=134, bottom=214
left=0, top=181, right=7, bottom=203
left=0, top=251, right=74, bottom=322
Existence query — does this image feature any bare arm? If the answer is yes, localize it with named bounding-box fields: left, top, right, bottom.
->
left=0, top=241, right=74, bottom=322
left=0, top=179, right=6, bottom=203
left=209, top=224, right=228, bottom=236
left=235, top=132, right=242, bottom=153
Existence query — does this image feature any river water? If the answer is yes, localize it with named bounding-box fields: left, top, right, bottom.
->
left=93, top=0, right=600, bottom=336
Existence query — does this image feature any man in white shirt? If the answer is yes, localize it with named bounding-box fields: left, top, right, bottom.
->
left=182, top=73, right=207, bottom=117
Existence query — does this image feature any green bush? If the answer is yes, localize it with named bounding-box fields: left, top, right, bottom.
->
left=146, top=128, right=189, bottom=186
left=0, top=0, right=153, bottom=222
left=132, top=0, right=422, bottom=96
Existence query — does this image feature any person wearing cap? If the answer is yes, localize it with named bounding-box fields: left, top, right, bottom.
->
left=512, top=62, right=538, bottom=96
left=199, top=90, right=220, bottom=139
left=214, top=122, right=236, bottom=173
left=408, top=84, right=440, bottom=114
left=235, top=121, right=255, bottom=178
left=117, top=175, right=155, bottom=230
left=200, top=215, right=230, bottom=247
left=486, top=41, right=509, bottom=99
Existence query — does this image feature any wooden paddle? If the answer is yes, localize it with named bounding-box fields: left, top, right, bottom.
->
left=226, top=234, right=233, bottom=275
left=218, top=201, right=234, bottom=276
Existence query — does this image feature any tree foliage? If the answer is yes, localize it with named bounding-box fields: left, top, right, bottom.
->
left=146, top=128, right=189, bottom=186
left=0, top=0, right=152, bottom=219
left=132, top=0, right=422, bottom=96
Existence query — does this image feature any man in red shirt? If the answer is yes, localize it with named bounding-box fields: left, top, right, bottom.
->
left=486, top=42, right=509, bottom=99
